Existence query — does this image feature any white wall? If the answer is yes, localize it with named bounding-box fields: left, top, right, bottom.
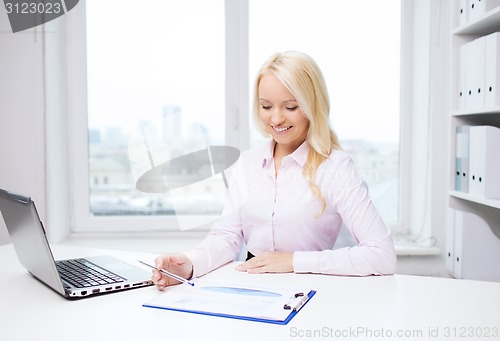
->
left=427, top=0, right=451, bottom=277
left=400, top=0, right=449, bottom=277
left=0, top=11, right=46, bottom=245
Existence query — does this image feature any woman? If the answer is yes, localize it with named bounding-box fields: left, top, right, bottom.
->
left=152, top=51, right=396, bottom=289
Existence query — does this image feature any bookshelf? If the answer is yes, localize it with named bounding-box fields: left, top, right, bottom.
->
left=447, top=1, right=500, bottom=281
left=450, top=190, right=500, bottom=210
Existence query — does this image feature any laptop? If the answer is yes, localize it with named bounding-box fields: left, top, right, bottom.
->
left=0, top=187, right=154, bottom=299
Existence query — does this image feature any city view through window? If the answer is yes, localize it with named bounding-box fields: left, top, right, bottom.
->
left=85, top=0, right=400, bottom=227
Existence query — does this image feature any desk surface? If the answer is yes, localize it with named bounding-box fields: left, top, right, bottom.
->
left=1, top=243, right=499, bottom=341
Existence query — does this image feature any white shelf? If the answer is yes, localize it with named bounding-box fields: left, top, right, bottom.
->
left=448, top=2, right=500, bottom=282
left=449, top=190, right=500, bottom=209
left=453, top=6, right=500, bottom=35
left=452, top=106, right=500, bottom=117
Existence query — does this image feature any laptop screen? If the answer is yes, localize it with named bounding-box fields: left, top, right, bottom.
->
left=0, top=189, right=65, bottom=295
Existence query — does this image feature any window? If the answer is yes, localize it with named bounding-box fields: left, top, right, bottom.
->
left=68, top=0, right=403, bottom=233
left=72, top=0, right=227, bottom=232
left=249, top=0, right=401, bottom=226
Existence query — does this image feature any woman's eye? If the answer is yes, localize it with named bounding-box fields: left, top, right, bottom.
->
left=286, top=106, right=299, bottom=111
left=261, top=105, right=272, bottom=110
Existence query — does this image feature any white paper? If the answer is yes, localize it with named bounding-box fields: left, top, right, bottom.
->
left=144, top=279, right=313, bottom=322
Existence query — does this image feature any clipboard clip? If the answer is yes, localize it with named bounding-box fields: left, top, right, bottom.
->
left=283, top=292, right=308, bottom=311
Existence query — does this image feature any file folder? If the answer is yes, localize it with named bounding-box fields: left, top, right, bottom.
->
left=457, top=0, right=468, bottom=27
left=445, top=208, right=455, bottom=273
left=469, top=0, right=500, bottom=22
left=143, top=279, right=316, bottom=325
left=451, top=209, right=500, bottom=281
left=452, top=209, right=464, bottom=279
left=465, top=37, right=486, bottom=110
left=455, top=125, right=470, bottom=192
left=457, top=45, right=467, bottom=111
left=485, top=32, right=500, bottom=107
left=469, top=125, right=500, bottom=198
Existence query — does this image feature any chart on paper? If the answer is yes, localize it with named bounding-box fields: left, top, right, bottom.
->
left=143, top=279, right=315, bottom=324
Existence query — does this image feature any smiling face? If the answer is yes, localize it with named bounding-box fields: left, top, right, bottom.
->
left=258, top=73, right=309, bottom=155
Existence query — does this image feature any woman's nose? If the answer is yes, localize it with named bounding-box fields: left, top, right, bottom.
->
left=270, top=109, right=285, bottom=125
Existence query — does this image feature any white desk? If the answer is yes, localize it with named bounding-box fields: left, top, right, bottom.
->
left=1, top=244, right=499, bottom=341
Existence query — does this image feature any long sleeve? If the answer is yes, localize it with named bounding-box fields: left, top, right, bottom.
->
left=293, top=155, right=397, bottom=276
left=184, top=142, right=396, bottom=278
left=183, top=157, right=248, bottom=278
left=183, top=211, right=244, bottom=278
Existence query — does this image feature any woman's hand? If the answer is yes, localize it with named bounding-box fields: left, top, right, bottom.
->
left=152, top=254, right=193, bottom=291
left=236, top=252, right=294, bottom=274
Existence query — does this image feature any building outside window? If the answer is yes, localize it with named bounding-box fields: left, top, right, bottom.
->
left=75, top=0, right=401, bottom=233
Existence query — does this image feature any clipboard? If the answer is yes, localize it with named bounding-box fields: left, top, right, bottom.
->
left=142, top=279, right=316, bottom=325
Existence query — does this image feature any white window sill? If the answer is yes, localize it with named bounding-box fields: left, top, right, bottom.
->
left=58, top=234, right=441, bottom=257
left=57, top=232, right=206, bottom=254
left=395, top=243, right=440, bottom=256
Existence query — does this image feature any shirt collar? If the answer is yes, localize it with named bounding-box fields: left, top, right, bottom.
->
left=261, top=139, right=309, bottom=168
left=291, top=140, right=309, bottom=167
left=261, top=140, right=274, bottom=168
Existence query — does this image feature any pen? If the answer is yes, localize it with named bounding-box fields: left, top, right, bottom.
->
left=137, top=260, right=195, bottom=287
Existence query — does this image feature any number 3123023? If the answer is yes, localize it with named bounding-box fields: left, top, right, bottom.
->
left=5, top=2, right=62, bottom=14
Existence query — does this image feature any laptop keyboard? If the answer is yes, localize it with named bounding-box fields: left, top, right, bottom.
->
left=56, top=259, right=125, bottom=288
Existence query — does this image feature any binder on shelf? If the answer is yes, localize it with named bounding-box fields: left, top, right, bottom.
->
left=457, top=44, right=467, bottom=111
left=465, top=37, right=486, bottom=110
left=455, top=125, right=470, bottom=192
left=485, top=32, right=500, bottom=107
left=457, top=0, right=468, bottom=27
left=451, top=209, right=464, bottom=278
left=468, top=0, right=500, bottom=22
left=469, top=125, right=500, bottom=198
left=445, top=208, right=455, bottom=273
left=450, top=209, right=500, bottom=281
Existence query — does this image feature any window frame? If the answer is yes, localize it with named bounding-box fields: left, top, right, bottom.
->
left=66, top=0, right=245, bottom=233
left=63, top=0, right=414, bottom=236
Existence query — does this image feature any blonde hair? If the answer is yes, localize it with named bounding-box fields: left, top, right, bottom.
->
left=253, top=51, right=342, bottom=215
